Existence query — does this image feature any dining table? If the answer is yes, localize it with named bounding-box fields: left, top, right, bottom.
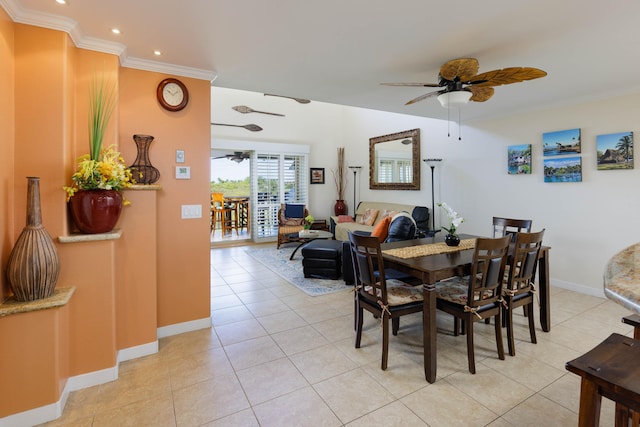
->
left=380, top=233, right=551, bottom=383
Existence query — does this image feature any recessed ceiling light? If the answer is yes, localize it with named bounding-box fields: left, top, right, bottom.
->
left=56, top=0, right=66, bottom=4
left=111, top=28, right=121, bottom=35
left=153, top=50, right=162, bottom=56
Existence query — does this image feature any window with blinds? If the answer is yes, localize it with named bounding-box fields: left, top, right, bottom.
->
left=378, top=159, right=394, bottom=183
left=252, top=153, right=308, bottom=240
left=398, top=160, right=412, bottom=182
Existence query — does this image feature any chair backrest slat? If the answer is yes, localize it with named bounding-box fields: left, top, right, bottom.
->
left=348, top=232, right=389, bottom=304
left=506, top=229, right=545, bottom=294
left=467, top=235, right=511, bottom=308
left=492, top=216, right=532, bottom=242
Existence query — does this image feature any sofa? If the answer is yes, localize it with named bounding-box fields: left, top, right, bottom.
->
left=330, top=201, right=430, bottom=285
left=330, top=201, right=429, bottom=241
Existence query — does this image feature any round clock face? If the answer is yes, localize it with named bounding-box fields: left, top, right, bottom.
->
left=157, top=78, right=189, bottom=111
left=163, top=83, right=184, bottom=106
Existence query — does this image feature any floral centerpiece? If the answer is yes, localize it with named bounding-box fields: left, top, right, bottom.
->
left=63, top=74, right=134, bottom=234
left=438, top=202, right=464, bottom=246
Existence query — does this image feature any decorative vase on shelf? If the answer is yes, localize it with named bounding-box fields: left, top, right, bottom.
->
left=69, top=189, right=123, bottom=234
left=444, top=233, right=461, bottom=247
left=334, top=199, right=347, bottom=215
left=129, top=134, right=160, bottom=184
left=7, top=177, right=60, bottom=301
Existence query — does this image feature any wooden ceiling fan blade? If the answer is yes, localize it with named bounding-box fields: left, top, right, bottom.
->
left=381, top=82, right=441, bottom=87
left=440, top=58, right=479, bottom=81
left=469, top=86, right=494, bottom=102
left=471, top=67, right=547, bottom=87
left=405, top=90, right=444, bottom=105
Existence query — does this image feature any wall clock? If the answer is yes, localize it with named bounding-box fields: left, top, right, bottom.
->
left=157, top=78, right=189, bottom=111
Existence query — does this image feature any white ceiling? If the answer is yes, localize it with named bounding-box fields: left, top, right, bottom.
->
left=5, top=0, right=640, bottom=122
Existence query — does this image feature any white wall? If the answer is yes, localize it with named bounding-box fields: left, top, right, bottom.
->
left=212, top=86, right=640, bottom=297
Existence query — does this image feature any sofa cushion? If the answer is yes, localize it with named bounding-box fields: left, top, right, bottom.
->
left=387, top=213, right=416, bottom=242
left=359, top=208, right=379, bottom=226
left=337, top=215, right=354, bottom=223
left=371, top=216, right=392, bottom=242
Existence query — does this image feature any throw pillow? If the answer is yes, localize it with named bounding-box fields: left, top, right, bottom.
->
left=359, top=209, right=379, bottom=226
left=381, top=209, right=400, bottom=219
left=284, top=204, right=305, bottom=218
left=371, top=216, right=392, bottom=242
left=338, top=215, right=355, bottom=223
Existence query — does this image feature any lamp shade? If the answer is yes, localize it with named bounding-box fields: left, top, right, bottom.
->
left=437, top=91, right=472, bottom=108
left=423, top=158, right=443, bottom=168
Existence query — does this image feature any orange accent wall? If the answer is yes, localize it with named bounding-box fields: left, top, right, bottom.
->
left=118, top=68, right=211, bottom=327
left=0, top=6, right=15, bottom=302
left=1, top=18, right=211, bottom=420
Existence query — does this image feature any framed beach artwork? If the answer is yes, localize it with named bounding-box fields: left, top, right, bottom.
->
left=544, top=156, right=582, bottom=182
left=543, top=128, right=581, bottom=156
left=507, top=144, right=532, bottom=175
left=310, top=167, right=325, bottom=184
left=596, top=131, right=634, bottom=170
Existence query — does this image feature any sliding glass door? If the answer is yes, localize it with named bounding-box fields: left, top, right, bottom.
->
left=252, top=153, right=308, bottom=241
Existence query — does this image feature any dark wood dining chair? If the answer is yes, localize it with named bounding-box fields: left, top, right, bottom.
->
left=348, top=232, right=423, bottom=371
left=492, top=217, right=532, bottom=241
left=434, top=235, right=511, bottom=374
left=502, top=229, right=545, bottom=356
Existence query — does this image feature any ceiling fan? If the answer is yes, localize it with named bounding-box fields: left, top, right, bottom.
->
left=214, top=151, right=250, bottom=163
left=381, top=58, right=547, bottom=107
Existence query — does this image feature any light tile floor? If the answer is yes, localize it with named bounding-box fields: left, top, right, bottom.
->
left=42, top=245, right=635, bottom=426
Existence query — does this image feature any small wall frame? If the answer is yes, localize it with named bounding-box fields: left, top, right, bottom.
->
left=310, top=167, right=325, bottom=184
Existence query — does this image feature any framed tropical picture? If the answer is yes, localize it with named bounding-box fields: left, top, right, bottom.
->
left=543, top=128, right=581, bottom=156
left=596, top=131, right=634, bottom=170
left=310, top=167, right=325, bottom=184
left=507, top=144, right=532, bottom=174
left=544, top=156, right=582, bottom=182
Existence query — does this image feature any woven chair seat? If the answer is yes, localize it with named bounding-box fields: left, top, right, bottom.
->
left=279, top=225, right=304, bottom=235
left=363, top=279, right=423, bottom=306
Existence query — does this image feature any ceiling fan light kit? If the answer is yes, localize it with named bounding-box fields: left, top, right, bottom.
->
left=437, top=91, right=472, bottom=108
left=382, top=57, right=546, bottom=108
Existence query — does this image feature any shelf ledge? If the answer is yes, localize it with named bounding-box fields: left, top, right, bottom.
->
left=0, top=287, right=75, bottom=317
left=58, top=228, right=123, bottom=244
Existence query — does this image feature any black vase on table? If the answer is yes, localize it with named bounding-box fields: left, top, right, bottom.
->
left=444, top=233, right=460, bottom=247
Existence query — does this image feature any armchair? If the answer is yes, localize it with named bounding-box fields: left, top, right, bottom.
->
left=277, top=204, right=309, bottom=248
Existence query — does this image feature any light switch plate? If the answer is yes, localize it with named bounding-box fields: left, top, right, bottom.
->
left=181, top=204, right=202, bottom=219
left=176, top=150, right=185, bottom=163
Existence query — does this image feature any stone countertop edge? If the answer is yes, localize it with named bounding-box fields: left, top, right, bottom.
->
left=58, top=228, right=123, bottom=243
left=0, top=287, right=76, bottom=317
left=604, top=242, right=640, bottom=314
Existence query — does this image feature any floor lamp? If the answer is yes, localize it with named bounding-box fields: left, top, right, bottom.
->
left=348, top=166, right=361, bottom=219
left=423, top=158, right=442, bottom=234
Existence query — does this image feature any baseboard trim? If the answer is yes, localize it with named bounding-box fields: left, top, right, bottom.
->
left=157, top=316, right=212, bottom=338
left=551, top=278, right=606, bottom=299
left=117, top=341, right=159, bottom=363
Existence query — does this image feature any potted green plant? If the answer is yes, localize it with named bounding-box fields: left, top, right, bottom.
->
left=63, top=74, right=133, bottom=234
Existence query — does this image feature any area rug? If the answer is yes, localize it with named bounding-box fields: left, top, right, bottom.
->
left=244, top=245, right=352, bottom=296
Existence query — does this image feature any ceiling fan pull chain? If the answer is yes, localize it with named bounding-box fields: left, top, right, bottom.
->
left=447, top=105, right=451, bottom=138
left=458, top=108, right=462, bottom=141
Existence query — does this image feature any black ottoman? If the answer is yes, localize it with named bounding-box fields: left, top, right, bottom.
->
left=301, top=239, right=342, bottom=280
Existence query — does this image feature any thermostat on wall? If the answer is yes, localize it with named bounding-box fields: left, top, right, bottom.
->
left=176, top=166, right=191, bottom=179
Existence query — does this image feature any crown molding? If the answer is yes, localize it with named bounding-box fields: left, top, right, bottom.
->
left=120, top=56, right=216, bottom=82
left=0, top=0, right=217, bottom=82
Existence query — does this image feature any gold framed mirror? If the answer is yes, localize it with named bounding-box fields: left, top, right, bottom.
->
left=369, top=128, right=420, bottom=190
